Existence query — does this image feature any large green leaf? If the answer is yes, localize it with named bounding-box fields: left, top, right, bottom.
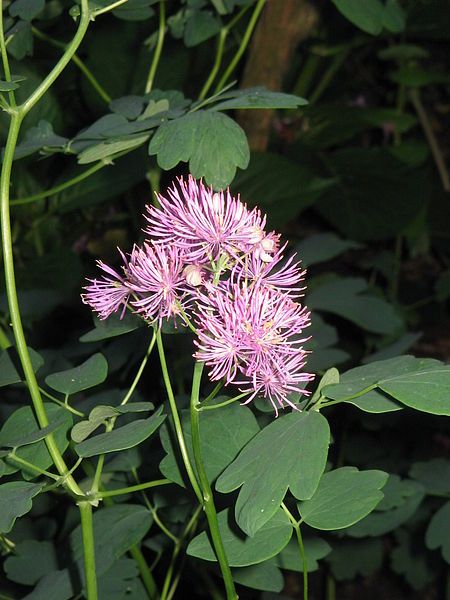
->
left=45, top=353, right=108, bottom=395
left=340, top=389, right=403, bottom=413
left=21, top=569, right=72, bottom=600
left=425, top=501, right=450, bottom=564
left=4, top=540, right=58, bottom=585
left=148, top=110, right=249, bottom=189
left=332, top=0, right=404, bottom=34
left=0, top=482, right=43, bottom=533
left=75, top=407, right=165, bottom=457
left=345, top=479, right=425, bottom=537
left=212, top=88, right=307, bottom=111
left=307, top=277, right=402, bottom=334
left=298, top=467, right=388, bottom=530
left=79, top=313, right=143, bottom=342
left=187, top=508, right=292, bottom=567
left=0, top=404, right=72, bottom=479
left=70, top=504, right=152, bottom=576
left=216, top=411, right=330, bottom=536
left=231, top=561, right=284, bottom=593
left=160, top=401, right=260, bottom=486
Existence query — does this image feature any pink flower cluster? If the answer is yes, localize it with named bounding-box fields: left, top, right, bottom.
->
left=82, top=176, right=314, bottom=413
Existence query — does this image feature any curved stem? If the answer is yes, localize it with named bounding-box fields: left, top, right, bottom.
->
left=215, top=0, right=266, bottom=93
left=7, top=454, right=59, bottom=480
left=281, top=502, right=308, bottom=600
left=190, top=361, right=237, bottom=600
left=31, top=27, right=111, bottom=104
left=199, top=28, right=228, bottom=101
left=155, top=328, right=203, bottom=504
left=79, top=502, right=98, bottom=600
left=11, top=151, right=130, bottom=206
left=20, top=0, right=91, bottom=116
left=198, top=391, right=249, bottom=411
left=145, top=0, right=166, bottom=93
left=121, top=330, right=157, bottom=405
left=96, top=479, right=172, bottom=498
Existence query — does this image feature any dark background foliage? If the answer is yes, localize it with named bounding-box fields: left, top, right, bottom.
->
left=0, top=0, right=449, bottom=598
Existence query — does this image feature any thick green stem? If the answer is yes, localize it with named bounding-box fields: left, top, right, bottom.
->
left=145, top=0, right=166, bottom=93
left=215, top=0, right=266, bottom=93
left=190, top=361, right=237, bottom=600
left=96, top=479, right=172, bottom=498
left=156, top=329, right=203, bottom=504
left=129, top=545, right=159, bottom=600
left=79, top=502, right=98, bottom=600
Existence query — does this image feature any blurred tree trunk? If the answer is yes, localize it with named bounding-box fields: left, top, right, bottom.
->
left=237, top=0, right=319, bottom=151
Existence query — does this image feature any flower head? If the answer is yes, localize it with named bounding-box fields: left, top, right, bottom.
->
left=81, top=250, right=131, bottom=320
left=145, top=176, right=268, bottom=264
left=128, top=242, right=193, bottom=327
left=194, top=280, right=313, bottom=411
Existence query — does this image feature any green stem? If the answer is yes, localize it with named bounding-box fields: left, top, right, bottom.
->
left=326, top=573, right=336, bottom=600
left=160, top=506, right=202, bottom=600
left=155, top=328, right=203, bottom=504
left=121, top=330, right=157, bottom=406
left=129, top=545, right=159, bottom=600
left=320, top=383, right=377, bottom=409
left=202, top=380, right=224, bottom=404
left=0, top=5, right=16, bottom=107
left=197, top=391, right=249, bottom=411
left=20, top=0, right=91, bottom=116
left=281, top=502, right=308, bottom=600
left=7, top=454, right=59, bottom=480
left=190, top=361, right=237, bottom=600
left=308, top=48, right=349, bottom=105
left=409, top=88, right=450, bottom=192
left=199, top=28, right=227, bottom=100
left=96, top=479, right=172, bottom=498
left=92, top=0, right=129, bottom=17
left=38, top=386, right=85, bottom=417
left=145, top=0, right=166, bottom=93
left=31, top=27, right=111, bottom=104
left=215, top=0, right=266, bottom=93
left=10, top=151, right=130, bottom=206
left=78, top=502, right=98, bottom=600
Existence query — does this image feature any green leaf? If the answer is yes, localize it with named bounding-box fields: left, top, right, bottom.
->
left=160, top=401, right=260, bottom=486
left=331, top=0, right=384, bottom=34
left=9, top=0, right=44, bottom=20
left=4, top=540, right=58, bottom=585
left=77, top=134, right=150, bottom=164
left=232, top=152, right=334, bottom=228
left=425, top=501, right=450, bottom=564
left=70, top=504, right=152, bottom=576
left=0, top=405, right=72, bottom=480
left=45, top=353, right=108, bottom=395
left=382, top=0, right=405, bottom=33
left=295, top=233, right=361, bottom=267
left=340, top=389, right=403, bottom=413
left=298, top=467, right=388, bottom=530
left=75, top=407, right=166, bottom=457
left=231, top=561, right=284, bottom=593
left=148, top=110, right=249, bottom=189
left=0, top=482, right=43, bottom=533
left=376, top=475, right=422, bottom=511
left=216, top=411, right=330, bottom=536
left=21, top=569, right=72, bottom=600
left=379, top=368, right=450, bottom=415
left=0, top=416, right=68, bottom=448
left=276, top=536, right=331, bottom=572
left=0, top=346, right=43, bottom=387
left=307, top=277, right=402, bottom=334
left=0, top=79, right=19, bottom=91
left=184, top=9, right=221, bottom=46
left=326, top=538, right=383, bottom=581
left=187, top=508, right=292, bottom=567
left=362, top=332, right=422, bottom=364
left=409, top=458, right=450, bottom=495
left=322, top=355, right=442, bottom=401
left=14, top=120, right=67, bottom=160
left=378, top=44, right=430, bottom=61
left=80, top=313, right=143, bottom=342
left=211, top=87, right=308, bottom=111
left=345, top=480, right=424, bottom=537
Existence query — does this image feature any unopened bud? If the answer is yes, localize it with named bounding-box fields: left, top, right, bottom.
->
left=184, top=264, right=203, bottom=287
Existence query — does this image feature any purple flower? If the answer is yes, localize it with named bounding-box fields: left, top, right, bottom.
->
left=194, top=280, right=313, bottom=411
left=128, top=242, right=193, bottom=326
left=81, top=250, right=131, bottom=320
left=145, top=176, right=268, bottom=264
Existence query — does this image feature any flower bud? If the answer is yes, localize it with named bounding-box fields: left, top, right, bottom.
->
left=184, top=264, right=203, bottom=287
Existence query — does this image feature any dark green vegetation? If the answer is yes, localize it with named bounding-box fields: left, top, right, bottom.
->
left=0, top=0, right=449, bottom=599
